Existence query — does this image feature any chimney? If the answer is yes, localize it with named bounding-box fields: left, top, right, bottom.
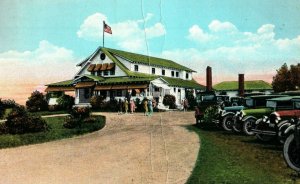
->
left=206, top=66, right=212, bottom=92
left=238, top=74, right=245, bottom=97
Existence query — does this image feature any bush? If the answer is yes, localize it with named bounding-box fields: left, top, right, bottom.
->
left=90, top=96, right=105, bottom=109
left=203, top=105, right=219, bottom=123
left=0, top=99, right=4, bottom=119
left=5, top=106, right=48, bottom=134
left=26, top=91, right=48, bottom=112
left=64, top=106, right=91, bottom=128
left=57, top=94, right=75, bottom=110
left=163, top=95, right=176, bottom=109
left=2, top=99, right=18, bottom=108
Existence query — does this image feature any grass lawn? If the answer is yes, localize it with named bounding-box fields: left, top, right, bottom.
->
left=0, top=116, right=105, bottom=149
left=186, top=125, right=299, bottom=184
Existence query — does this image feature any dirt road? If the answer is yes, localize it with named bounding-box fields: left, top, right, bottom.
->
left=0, top=112, right=199, bottom=184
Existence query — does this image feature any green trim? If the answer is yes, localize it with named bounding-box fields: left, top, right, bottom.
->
left=213, top=80, right=272, bottom=91
left=46, top=79, right=74, bottom=87
left=103, top=47, right=195, bottom=72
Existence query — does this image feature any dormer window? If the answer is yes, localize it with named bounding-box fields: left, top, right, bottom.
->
left=176, top=72, right=179, bottom=77
left=91, top=71, right=95, bottom=75
left=104, top=71, right=108, bottom=76
left=97, top=71, right=102, bottom=76
left=100, top=53, right=106, bottom=60
left=110, top=69, right=115, bottom=75
left=134, top=65, right=138, bottom=71
left=171, top=71, right=174, bottom=77
left=152, top=68, right=155, bottom=74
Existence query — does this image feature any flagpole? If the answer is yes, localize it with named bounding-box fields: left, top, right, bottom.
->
left=103, top=21, right=105, bottom=48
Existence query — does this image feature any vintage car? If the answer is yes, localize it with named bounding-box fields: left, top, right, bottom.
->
left=195, top=91, right=229, bottom=126
left=253, top=96, right=300, bottom=142
left=230, top=97, right=244, bottom=106
left=232, top=95, right=287, bottom=134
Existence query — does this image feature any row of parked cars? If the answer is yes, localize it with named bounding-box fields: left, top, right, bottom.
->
left=195, top=92, right=300, bottom=172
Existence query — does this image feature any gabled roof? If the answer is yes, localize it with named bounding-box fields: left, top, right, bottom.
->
left=76, top=47, right=195, bottom=72
left=213, top=80, right=272, bottom=91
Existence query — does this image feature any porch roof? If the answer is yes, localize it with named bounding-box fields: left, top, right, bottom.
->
left=45, top=86, right=75, bottom=92
left=75, top=82, right=95, bottom=88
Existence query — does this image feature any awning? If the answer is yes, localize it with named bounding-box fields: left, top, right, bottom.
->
left=94, top=64, right=102, bottom=71
left=100, top=63, right=108, bottom=71
left=45, top=86, right=75, bottom=92
left=152, top=83, right=171, bottom=90
left=106, top=63, right=115, bottom=70
left=75, top=82, right=95, bottom=88
left=94, top=85, right=112, bottom=90
left=87, top=64, right=96, bottom=72
left=111, top=85, right=128, bottom=90
left=127, top=84, right=148, bottom=89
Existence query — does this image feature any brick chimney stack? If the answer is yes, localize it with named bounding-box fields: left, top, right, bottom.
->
left=206, top=66, right=212, bottom=92
left=238, top=74, right=245, bottom=97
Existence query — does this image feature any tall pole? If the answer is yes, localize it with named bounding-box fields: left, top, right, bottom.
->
left=103, top=21, right=105, bottom=47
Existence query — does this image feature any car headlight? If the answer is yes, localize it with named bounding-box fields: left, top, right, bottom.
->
left=262, top=116, right=268, bottom=122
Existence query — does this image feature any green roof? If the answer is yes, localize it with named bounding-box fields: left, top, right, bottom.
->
left=213, top=80, right=272, bottom=91
left=46, top=79, right=74, bottom=86
left=103, top=47, right=195, bottom=72
left=81, top=74, right=105, bottom=81
left=98, top=77, right=154, bottom=84
left=268, top=96, right=300, bottom=102
left=161, top=76, right=205, bottom=89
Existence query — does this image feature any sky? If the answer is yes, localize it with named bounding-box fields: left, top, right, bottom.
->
left=1, top=0, right=300, bottom=104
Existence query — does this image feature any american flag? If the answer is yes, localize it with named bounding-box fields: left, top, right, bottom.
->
left=103, top=21, right=112, bottom=34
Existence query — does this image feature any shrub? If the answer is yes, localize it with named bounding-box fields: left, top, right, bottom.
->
left=57, top=94, right=74, bottom=110
left=26, top=91, right=48, bottom=112
left=64, top=106, right=91, bottom=128
left=203, top=105, right=219, bottom=123
left=2, top=99, right=18, bottom=108
left=163, top=95, right=176, bottom=109
left=0, top=99, right=4, bottom=119
left=5, top=106, right=48, bottom=134
left=90, top=96, right=105, bottom=109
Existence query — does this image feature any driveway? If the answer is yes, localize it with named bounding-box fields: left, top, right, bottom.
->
left=0, top=111, right=199, bottom=184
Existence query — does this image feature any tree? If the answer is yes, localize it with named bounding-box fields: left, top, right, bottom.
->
left=272, top=63, right=294, bottom=92
left=26, top=91, right=48, bottom=112
left=290, top=63, right=300, bottom=90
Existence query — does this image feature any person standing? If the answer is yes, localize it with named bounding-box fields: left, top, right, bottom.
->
left=183, top=98, right=189, bottom=112
left=130, top=99, right=136, bottom=114
left=143, top=98, right=148, bottom=116
left=124, top=99, right=129, bottom=114
left=118, top=99, right=123, bottom=115
left=148, top=99, right=153, bottom=116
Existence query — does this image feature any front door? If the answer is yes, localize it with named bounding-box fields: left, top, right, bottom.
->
left=79, top=88, right=91, bottom=103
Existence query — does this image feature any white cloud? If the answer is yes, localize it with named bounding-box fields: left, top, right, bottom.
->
left=208, top=20, right=237, bottom=32
left=0, top=40, right=79, bottom=104
left=77, top=12, right=166, bottom=52
left=163, top=20, right=300, bottom=83
left=187, top=25, right=215, bottom=43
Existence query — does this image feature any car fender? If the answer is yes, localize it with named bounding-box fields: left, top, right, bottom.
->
left=242, top=116, right=257, bottom=122
left=284, top=124, right=295, bottom=135
left=221, top=112, right=235, bottom=118
left=277, top=120, right=290, bottom=130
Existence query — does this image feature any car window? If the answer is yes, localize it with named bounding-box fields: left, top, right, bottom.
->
left=294, top=102, right=300, bottom=109
left=245, top=99, right=253, bottom=107
left=266, top=101, right=276, bottom=108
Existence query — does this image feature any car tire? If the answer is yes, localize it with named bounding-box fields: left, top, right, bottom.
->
left=222, top=114, right=234, bottom=131
left=243, top=117, right=257, bottom=136
left=283, top=134, right=300, bottom=172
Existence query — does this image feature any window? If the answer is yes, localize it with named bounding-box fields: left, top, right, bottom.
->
left=97, top=71, right=102, bottom=76
left=178, top=89, right=181, bottom=92
left=176, top=72, right=179, bottom=77
left=91, top=71, right=95, bottom=75
left=186, top=73, right=189, bottom=79
left=154, top=87, right=159, bottom=92
left=116, top=90, right=122, bottom=97
left=152, top=68, right=155, bottom=74
left=104, top=70, right=108, bottom=76
left=134, top=65, right=138, bottom=71
left=173, top=87, right=176, bottom=92
left=171, top=71, right=174, bottom=77
left=110, top=69, right=115, bottom=75
left=162, top=69, right=165, bottom=76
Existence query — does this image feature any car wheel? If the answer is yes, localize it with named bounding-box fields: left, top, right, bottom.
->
left=232, top=120, right=243, bottom=133
left=283, top=134, right=300, bottom=172
left=222, top=115, right=234, bottom=131
left=243, top=117, right=257, bottom=136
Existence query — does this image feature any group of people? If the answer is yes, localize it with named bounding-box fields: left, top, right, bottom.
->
left=117, top=98, right=136, bottom=114
left=117, top=97, right=157, bottom=116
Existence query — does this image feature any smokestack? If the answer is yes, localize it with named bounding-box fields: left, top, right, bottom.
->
left=206, top=66, right=212, bottom=92
left=238, top=74, right=245, bottom=97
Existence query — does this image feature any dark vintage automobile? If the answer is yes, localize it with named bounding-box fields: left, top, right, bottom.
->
left=283, top=118, right=300, bottom=172
left=195, top=91, right=229, bottom=126
left=232, top=95, right=287, bottom=134
left=253, top=96, right=300, bottom=142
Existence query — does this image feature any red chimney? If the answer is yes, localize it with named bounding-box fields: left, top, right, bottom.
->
left=238, top=74, right=244, bottom=97
left=206, top=66, right=212, bottom=92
